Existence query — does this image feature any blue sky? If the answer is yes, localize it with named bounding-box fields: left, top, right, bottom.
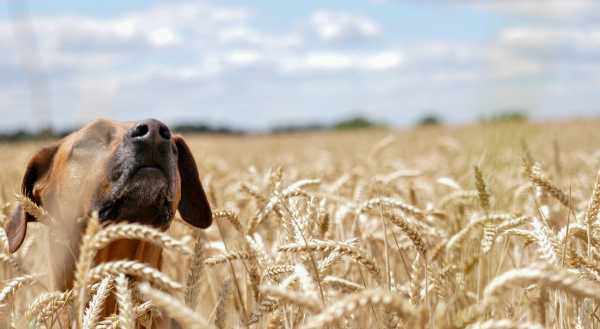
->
left=1, top=0, right=600, bottom=132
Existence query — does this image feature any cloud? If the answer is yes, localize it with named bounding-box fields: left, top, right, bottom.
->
left=374, top=0, right=600, bottom=21
left=2, top=1, right=600, bottom=132
left=303, top=10, right=381, bottom=44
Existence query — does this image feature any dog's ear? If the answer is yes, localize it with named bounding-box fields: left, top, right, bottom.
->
left=173, top=135, right=212, bottom=229
left=5, top=143, right=60, bottom=253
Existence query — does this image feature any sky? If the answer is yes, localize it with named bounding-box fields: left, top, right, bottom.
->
left=1, top=0, right=600, bottom=132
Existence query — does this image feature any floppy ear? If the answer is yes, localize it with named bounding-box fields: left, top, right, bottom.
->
left=5, top=144, right=59, bottom=253
left=173, top=135, right=212, bottom=229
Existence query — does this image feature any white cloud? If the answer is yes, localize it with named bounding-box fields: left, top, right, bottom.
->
left=305, top=10, right=381, bottom=44
left=150, top=28, right=175, bottom=46
left=3, top=1, right=600, bottom=132
left=376, top=0, right=600, bottom=21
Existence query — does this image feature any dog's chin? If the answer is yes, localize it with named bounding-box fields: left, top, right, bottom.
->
left=100, top=171, right=174, bottom=227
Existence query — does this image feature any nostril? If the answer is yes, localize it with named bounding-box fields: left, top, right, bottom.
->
left=130, top=123, right=149, bottom=138
left=159, top=126, right=171, bottom=139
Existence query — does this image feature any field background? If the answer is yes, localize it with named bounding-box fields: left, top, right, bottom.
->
left=2, top=120, right=600, bottom=328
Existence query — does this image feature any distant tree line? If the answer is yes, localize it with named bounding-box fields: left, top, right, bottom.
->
left=0, top=111, right=529, bottom=142
left=0, top=116, right=384, bottom=142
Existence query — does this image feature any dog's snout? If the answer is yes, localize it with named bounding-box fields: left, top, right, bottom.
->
left=128, top=119, right=171, bottom=143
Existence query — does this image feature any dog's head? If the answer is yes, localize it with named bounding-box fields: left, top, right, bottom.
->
left=5, top=119, right=212, bottom=253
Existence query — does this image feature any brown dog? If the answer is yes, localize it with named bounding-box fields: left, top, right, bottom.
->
left=5, top=118, right=212, bottom=327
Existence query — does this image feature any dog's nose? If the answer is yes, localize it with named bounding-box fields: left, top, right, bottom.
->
left=128, top=119, right=171, bottom=143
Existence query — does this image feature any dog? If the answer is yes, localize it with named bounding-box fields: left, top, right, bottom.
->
left=5, top=118, right=212, bottom=328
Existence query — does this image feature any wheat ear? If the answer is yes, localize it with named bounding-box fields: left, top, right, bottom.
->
left=92, top=223, right=192, bottom=256
left=577, top=298, right=592, bottom=329
left=138, top=282, right=213, bottom=329
left=409, top=253, right=423, bottom=306
left=473, top=164, right=490, bottom=214
left=23, top=291, right=61, bottom=323
left=74, top=212, right=100, bottom=328
left=88, top=260, right=183, bottom=292
left=528, top=172, right=574, bottom=210
left=115, top=274, right=134, bottom=329
left=278, top=239, right=381, bottom=283
left=322, top=276, right=363, bottom=293
left=96, top=314, right=120, bottom=329
left=213, top=209, right=243, bottom=234
left=261, top=285, right=322, bottom=313
left=185, top=235, right=206, bottom=309
left=205, top=251, right=255, bottom=266
left=37, top=289, right=74, bottom=326
left=83, top=275, right=114, bottom=329
left=359, top=197, right=425, bottom=219
left=0, top=253, right=29, bottom=274
left=384, top=211, right=427, bottom=259
left=264, top=265, right=295, bottom=277
left=468, top=319, right=550, bottom=329
left=14, top=193, right=70, bottom=246
left=215, top=279, right=232, bottom=329
left=0, top=275, right=41, bottom=311
left=306, top=290, right=411, bottom=329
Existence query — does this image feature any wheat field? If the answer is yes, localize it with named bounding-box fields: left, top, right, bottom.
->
left=2, top=119, right=600, bottom=328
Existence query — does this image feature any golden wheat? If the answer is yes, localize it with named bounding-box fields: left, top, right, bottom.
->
left=3, top=121, right=600, bottom=328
